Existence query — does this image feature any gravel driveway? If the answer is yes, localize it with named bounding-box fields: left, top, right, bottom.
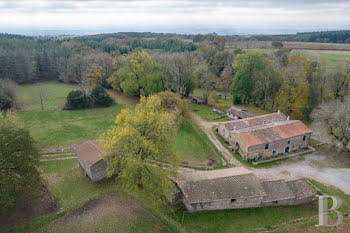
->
left=191, top=112, right=350, bottom=195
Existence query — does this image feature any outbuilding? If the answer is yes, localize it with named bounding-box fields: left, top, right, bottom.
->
left=76, top=140, right=107, bottom=182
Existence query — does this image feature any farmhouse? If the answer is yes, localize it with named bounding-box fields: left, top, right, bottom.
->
left=76, top=140, right=107, bottom=182
left=229, top=120, right=312, bottom=161
left=175, top=168, right=314, bottom=212
left=226, top=106, right=255, bottom=120
left=218, top=112, right=312, bottom=161
left=218, top=111, right=287, bottom=141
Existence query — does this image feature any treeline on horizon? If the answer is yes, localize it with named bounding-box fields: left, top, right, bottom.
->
left=2, top=29, right=350, bottom=43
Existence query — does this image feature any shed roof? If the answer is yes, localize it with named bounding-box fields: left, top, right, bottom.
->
left=232, top=120, right=312, bottom=147
left=177, top=168, right=265, bottom=203
left=76, top=140, right=106, bottom=167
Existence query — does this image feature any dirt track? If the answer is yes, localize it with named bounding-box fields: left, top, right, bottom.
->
left=190, top=112, right=241, bottom=167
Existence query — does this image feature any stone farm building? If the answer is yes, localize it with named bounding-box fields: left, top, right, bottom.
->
left=76, top=140, right=107, bottom=182
left=218, top=112, right=312, bottom=161
left=175, top=168, right=314, bottom=212
left=190, top=96, right=205, bottom=104
left=226, top=106, right=255, bottom=120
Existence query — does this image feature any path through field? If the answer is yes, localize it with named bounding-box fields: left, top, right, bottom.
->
left=190, top=112, right=241, bottom=167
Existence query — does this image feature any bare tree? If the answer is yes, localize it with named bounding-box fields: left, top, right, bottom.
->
left=153, top=52, right=197, bottom=97
left=37, top=83, right=47, bottom=110
left=312, top=98, right=350, bottom=152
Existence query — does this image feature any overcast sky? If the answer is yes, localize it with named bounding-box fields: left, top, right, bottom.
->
left=1, top=0, right=350, bottom=35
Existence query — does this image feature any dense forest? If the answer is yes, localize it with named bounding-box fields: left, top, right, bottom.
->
left=252, top=30, right=350, bottom=43
left=1, top=32, right=349, bottom=123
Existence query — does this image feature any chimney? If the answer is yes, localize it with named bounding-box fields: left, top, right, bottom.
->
left=287, top=115, right=290, bottom=121
left=278, top=110, right=280, bottom=114
left=234, top=126, right=236, bottom=132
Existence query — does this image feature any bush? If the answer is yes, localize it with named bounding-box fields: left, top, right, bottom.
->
left=64, top=90, right=91, bottom=110
left=64, top=85, right=114, bottom=110
left=0, top=79, right=17, bottom=110
left=272, top=40, right=284, bottom=48
left=90, top=85, right=114, bottom=107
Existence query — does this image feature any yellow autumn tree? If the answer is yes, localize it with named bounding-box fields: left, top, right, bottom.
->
left=100, top=93, right=185, bottom=199
left=275, top=56, right=311, bottom=120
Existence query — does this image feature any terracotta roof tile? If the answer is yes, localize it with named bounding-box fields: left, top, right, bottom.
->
left=232, top=120, right=312, bottom=147
left=76, top=140, right=106, bottom=166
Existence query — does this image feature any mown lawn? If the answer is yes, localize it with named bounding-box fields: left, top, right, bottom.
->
left=18, top=105, right=126, bottom=147
left=175, top=119, right=224, bottom=168
left=17, top=82, right=136, bottom=148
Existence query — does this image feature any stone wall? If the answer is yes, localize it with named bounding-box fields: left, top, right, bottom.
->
left=229, top=133, right=311, bottom=161
left=218, top=124, right=230, bottom=142
left=78, top=157, right=93, bottom=179
left=183, top=196, right=263, bottom=212
left=90, top=160, right=108, bottom=182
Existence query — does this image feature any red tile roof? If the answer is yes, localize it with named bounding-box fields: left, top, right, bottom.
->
left=76, top=140, right=106, bottom=166
left=223, top=112, right=287, bottom=131
left=232, top=120, right=312, bottom=147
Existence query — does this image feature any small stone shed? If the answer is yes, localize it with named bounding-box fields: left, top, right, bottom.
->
left=190, top=96, right=205, bottom=104
left=76, top=140, right=107, bottom=182
left=226, top=106, right=255, bottom=120
left=175, top=168, right=314, bottom=212
left=218, top=111, right=287, bottom=141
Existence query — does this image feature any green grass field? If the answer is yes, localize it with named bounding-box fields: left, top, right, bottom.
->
left=291, top=49, right=350, bottom=72
left=249, top=48, right=350, bottom=73
left=175, top=120, right=224, bottom=167
left=16, top=82, right=223, bottom=167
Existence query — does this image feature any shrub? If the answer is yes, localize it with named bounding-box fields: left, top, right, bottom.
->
left=64, top=85, right=114, bottom=110
left=64, top=90, right=91, bottom=110
left=0, top=79, right=17, bottom=110
left=90, top=85, right=114, bottom=107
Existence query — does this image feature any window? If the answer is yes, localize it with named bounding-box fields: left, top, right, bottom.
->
left=303, top=135, right=306, bottom=141
left=288, top=140, right=291, bottom=144
left=265, top=143, right=269, bottom=150
left=272, top=150, right=276, bottom=155
left=235, top=142, right=239, bottom=147
left=231, top=198, right=236, bottom=204
left=299, top=144, right=302, bottom=149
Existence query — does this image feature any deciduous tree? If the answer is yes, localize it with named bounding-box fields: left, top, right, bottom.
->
left=0, top=114, right=41, bottom=215
left=231, top=50, right=268, bottom=104
left=100, top=94, right=182, bottom=198
left=108, top=51, right=164, bottom=97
